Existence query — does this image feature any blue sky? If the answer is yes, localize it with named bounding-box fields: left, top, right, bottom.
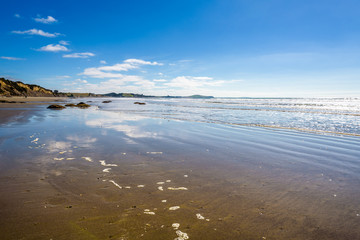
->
left=1, top=0, right=360, bottom=97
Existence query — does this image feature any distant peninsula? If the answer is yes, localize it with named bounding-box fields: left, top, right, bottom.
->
left=0, top=78, right=214, bottom=99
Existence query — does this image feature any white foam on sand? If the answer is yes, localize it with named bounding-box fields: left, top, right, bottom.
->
left=59, top=151, right=67, bottom=154
left=146, top=152, right=163, bottom=154
left=125, top=186, right=131, bottom=189
left=172, top=223, right=180, bottom=230
left=137, top=185, right=145, bottom=188
left=196, top=213, right=205, bottom=220
left=157, top=182, right=165, bottom=185
left=158, top=186, right=164, bottom=191
left=82, top=157, right=93, bottom=162
left=166, top=180, right=171, bottom=183
left=103, top=168, right=111, bottom=172
left=54, top=157, right=64, bottom=161
left=184, top=175, right=188, bottom=178
left=161, top=200, right=167, bottom=203
left=144, top=211, right=155, bottom=215
left=66, top=158, right=75, bottom=160
left=169, top=206, right=180, bottom=211
left=175, top=230, right=189, bottom=240
left=109, top=180, right=122, bottom=189
left=99, top=160, right=118, bottom=167
left=31, top=138, right=39, bottom=143
left=168, top=187, right=188, bottom=191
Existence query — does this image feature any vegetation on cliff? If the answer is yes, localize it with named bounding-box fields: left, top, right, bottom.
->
left=0, top=78, right=57, bottom=97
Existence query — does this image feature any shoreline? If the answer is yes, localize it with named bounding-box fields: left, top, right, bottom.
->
left=0, top=97, right=67, bottom=124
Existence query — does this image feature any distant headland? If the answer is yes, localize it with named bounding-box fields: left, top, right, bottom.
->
left=0, top=78, right=214, bottom=99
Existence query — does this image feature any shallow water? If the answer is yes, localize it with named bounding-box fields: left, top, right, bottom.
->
left=93, top=97, right=360, bottom=136
left=1, top=102, right=360, bottom=239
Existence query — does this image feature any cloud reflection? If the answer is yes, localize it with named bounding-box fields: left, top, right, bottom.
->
left=85, top=112, right=159, bottom=139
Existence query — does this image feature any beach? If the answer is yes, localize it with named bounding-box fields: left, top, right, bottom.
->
left=1, top=97, right=360, bottom=240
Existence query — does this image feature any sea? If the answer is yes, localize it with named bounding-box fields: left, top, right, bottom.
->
left=93, top=97, right=360, bottom=136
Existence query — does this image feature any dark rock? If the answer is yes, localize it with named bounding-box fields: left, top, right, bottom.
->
left=76, top=102, right=91, bottom=108
left=102, top=100, right=112, bottom=103
left=47, top=104, right=65, bottom=109
left=65, top=103, right=77, bottom=107
left=134, top=102, right=146, bottom=105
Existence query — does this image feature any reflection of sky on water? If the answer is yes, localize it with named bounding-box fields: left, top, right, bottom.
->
left=46, top=140, right=72, bottom=153
left=85, top=111, right=161, bottom=139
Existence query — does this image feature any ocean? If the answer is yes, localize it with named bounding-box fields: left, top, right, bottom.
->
left=95, top=97, right=360, bottom=136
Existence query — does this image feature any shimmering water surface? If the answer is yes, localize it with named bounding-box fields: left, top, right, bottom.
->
left=1, top=98, right=360, bottom=239
left=93, top=97, right=360, bottom=135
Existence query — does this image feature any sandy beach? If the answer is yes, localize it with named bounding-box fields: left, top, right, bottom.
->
left=0, top=97, right=67, bottom=124
left=1, top=98, right=360, bottom=240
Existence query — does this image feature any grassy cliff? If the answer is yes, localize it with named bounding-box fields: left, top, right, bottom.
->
left=0, top=78, right=56, bottom=97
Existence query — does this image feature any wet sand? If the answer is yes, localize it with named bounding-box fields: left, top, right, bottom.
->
left=0, top=97, right=67, bottom=124
left=1, top=100, right=360, bottom=239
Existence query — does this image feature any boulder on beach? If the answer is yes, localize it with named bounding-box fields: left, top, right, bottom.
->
left=76, top=102, right=91, bottom=108
left=102, top=100, right=112, bottom=103
left=65, top=103, right=77, bottom=107
left=47, top=104, right=65, bottom=109
left=134, top=102, right=146, bottom=105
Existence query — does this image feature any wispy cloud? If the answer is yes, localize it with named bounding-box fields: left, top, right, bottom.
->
left=12, top=28, right=60, bottom=37
left=37, top=44, right=69, bottom=52
left=56, top=75, right=71, bottom=79
left=100, top=60, right=107, bottom=64
left=164, top=76, right=224, bottom=88
left=63, top=52, right=95, bottom=58
left=34, top=16, right=58, bottom=24
left=14, top=13, right=21, bottom=18
left=81, top=58, right=163, bottom=78
left=59, top=40, right=70, bottom=45
left=124, top=59, right=163, bottom=66
left=1, top=56, right=26, bottom=61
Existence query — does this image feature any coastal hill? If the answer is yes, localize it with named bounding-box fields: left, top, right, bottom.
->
left=0, top=78, right=56, bottom=97
left=0, top=78, right=213, bottom=99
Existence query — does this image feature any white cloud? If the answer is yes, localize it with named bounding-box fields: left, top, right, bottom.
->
left=100, top=60, right=107, bottom=64
left=34, top=16, right=57, bottom=24
left=14, top=14, right=21, bottom=18
left=12, top=28, right=60, bottom=37
left=81, top=68, right=124, bottom=78
left=153, top=79, right=167, bottom=82
left=81, top=58, right=163, bottom=78
left=1, top=56, right=26, bottom=60
left=124, top=58, right=163, bottom=66
left=96, top=63, right=137, bottom=72
left=75, top=79, right=88, bottom=83
left=63, top=52, right=95, bottom=58
left=164, top=76, right=224, bottom=88
left=37, top=44, right=69, bottom=52
left=59, top=40, right=70, bottom=45
left=56, top=75, right=71, bottom=79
